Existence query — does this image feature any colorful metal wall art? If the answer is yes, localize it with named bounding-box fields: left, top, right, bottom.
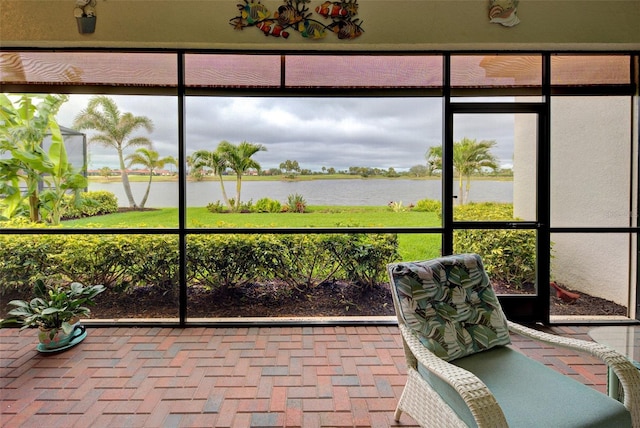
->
left=230, top=0, right=364, bottom=40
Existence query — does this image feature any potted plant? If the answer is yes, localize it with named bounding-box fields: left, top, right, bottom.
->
left=74, top=0, right=97, bottom=34
left=4, top=279, right=105, bottom=352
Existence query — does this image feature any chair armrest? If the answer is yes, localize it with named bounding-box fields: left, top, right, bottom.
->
left=399, top=324, right=509, bottom=428
left=508, top=321, right=640, bottom=423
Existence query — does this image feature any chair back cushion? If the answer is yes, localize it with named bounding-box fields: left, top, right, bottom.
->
left=389, top=253, right=511, bottom=361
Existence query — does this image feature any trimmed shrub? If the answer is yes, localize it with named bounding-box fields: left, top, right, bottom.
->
left=0, top=233, right=57, bottom=294
left=187, top=234, right=264, bottom=290
left=240, top=200, right=254, bottom=213
left=267, top=234, right=345, bottom=289
left=0, top=219, right=53, bottom=294
left=332, top=233, right=400, bottom=288
left=253, top=197, right=282, bottom=213
left=454, top=202, right=513, bottom=221
left=49, top=234, right=141, bottom=292
left=128, top=235, right=180, bottom=297
left=453, top=202, right=536, bottom=288
left=206, top=201, right=228, bottom=213
left=454, top=229, right=536, bottom=287
left=413, top=198, right=441, bottom=213
left=61, top=191, right=119, bottom=219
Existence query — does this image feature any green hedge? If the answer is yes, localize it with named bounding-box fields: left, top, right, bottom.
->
left=0, top=232, right=398, bottom=296
left=253, top=197, right=282, bottom=213
left=413, top=198, right=441, bottom=213
left=187, top=234, right=266, bottom=290
left=453, top=203, right=536, bottom=288
left=454, top=229, right=536, bottom=287
left=61, top=191, right=119, bottom=219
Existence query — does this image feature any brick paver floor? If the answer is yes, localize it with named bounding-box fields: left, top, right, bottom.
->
left=0, top=324, right=608, bottom=427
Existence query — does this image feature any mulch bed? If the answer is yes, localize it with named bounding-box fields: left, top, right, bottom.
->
left=80, top=281, right=397, bottom=319
left=493, top=281, right=627, bottom=317
left=2, top=280, right=626, bottom=320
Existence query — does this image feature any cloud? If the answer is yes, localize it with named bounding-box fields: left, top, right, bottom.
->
left=454, top=113, right=515, bottom=168
left=57, top=95, right=514, bottom=171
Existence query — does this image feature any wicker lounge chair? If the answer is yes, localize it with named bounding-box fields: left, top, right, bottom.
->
left=388, top=254, right=640, bottom=428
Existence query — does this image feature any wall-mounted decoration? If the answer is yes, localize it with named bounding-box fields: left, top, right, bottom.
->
left=489, top=0, right=520, bottom=27
left=74, top=0, right=97, bottom=34
left=230, top=0, right=364, bottom=40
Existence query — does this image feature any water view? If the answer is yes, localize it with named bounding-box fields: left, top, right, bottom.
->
left=89, top=179, right=513, bottom=207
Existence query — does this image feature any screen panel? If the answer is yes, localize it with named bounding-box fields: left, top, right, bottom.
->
left=0, top=51, right=177, bottom=87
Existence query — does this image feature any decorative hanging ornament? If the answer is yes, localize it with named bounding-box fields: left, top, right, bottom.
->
left=488, top=0, right=520, bottom=27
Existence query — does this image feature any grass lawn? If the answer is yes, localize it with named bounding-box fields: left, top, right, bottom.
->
left=62, top=206, right=442, bottom=261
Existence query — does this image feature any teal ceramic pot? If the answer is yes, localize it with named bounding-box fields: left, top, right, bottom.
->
left=38, top=321, right=83, bottom=349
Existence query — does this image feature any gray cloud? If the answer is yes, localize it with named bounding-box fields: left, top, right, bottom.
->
left=57, top=95, right=514, bottom=171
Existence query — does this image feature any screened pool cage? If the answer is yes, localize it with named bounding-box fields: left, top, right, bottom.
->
left=42, top=125, right=88, bottom=192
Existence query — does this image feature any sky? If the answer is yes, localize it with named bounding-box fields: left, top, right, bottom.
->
left=56, top=94, right=515, bottom=172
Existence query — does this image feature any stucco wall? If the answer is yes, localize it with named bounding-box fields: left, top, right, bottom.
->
left=1, top=0, right=639, bottom=50
left=515, top=97, right=635, bottom=306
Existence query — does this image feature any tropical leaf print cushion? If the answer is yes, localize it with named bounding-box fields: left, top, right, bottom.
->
left=390, top=253, right=511, bottom=361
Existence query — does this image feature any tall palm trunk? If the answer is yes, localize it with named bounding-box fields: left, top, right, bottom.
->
left=235, top=174, right=242, bottom=211
left=118, top=148, right=137, bottom=208
left=458, top=173, right=464, bottom=205
left=217, top=174, right=232, bottom=209
left=464, top=175, right=472, bottom=205
left=140, top=174, right=152, bottom=208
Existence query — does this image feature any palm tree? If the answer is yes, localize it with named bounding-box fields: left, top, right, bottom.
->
left=279, top=159, right=300, bottom=177
left=190, top=148, right=232, bottom=209
left=73, top=96, right=153, bottom=208
left=218, top=141, right=266, bottom=211
left=426, top=137, right=499, bottom=204
left=125, top=148, right=177, bottom=208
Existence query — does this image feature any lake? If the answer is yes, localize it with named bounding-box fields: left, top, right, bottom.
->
left=89, top=179, right=513, bottom=208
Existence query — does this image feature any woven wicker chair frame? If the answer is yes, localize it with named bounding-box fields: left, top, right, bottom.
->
left=389, top=264, right=640, bottom=428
